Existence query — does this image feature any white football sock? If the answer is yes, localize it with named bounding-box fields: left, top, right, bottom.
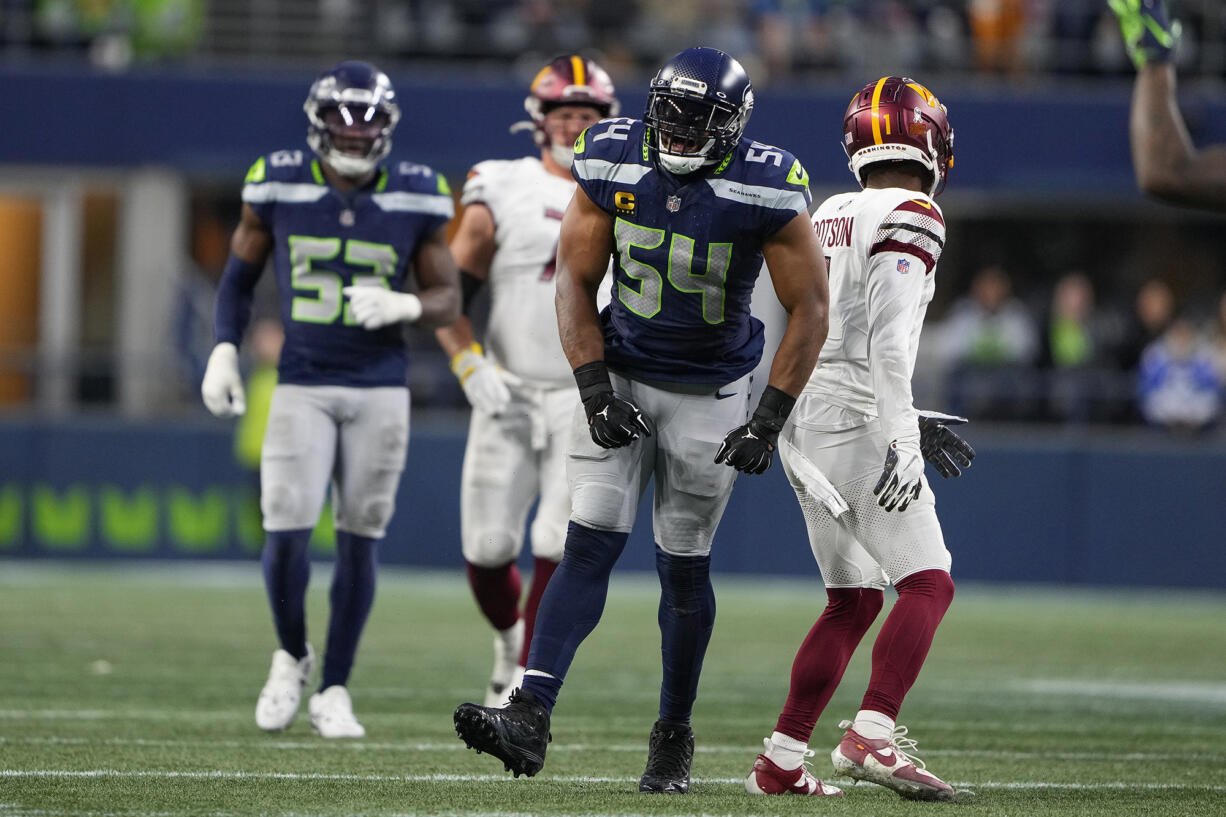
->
left=852, top=709, right=895, bottom=741
left=766, top=731, right=809, bottom=771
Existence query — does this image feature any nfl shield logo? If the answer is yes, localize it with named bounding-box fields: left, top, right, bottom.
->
left=666, top=195, right=681, bottom=212
left=896, top=257, right=911, bottom=274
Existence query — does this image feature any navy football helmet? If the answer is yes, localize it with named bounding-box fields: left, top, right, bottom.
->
left=644, top=47, right=754, bottom=175
left=843, top=76, right=954, bottom=196
left=304, top=60, right=401, bottom=178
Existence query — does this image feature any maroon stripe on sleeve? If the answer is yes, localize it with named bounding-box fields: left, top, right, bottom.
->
left=870, top=239, right=936, bottom=274
left=894, top=198, right=944, bottom=227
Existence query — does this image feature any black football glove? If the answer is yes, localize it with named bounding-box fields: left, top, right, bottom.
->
left=917, top=409, right=976, bottom=479
left=714, top=386, right=796, bottom=475
left=873, top=440, right=924, bottom=512
left=574, top=361, right=652, bottom=449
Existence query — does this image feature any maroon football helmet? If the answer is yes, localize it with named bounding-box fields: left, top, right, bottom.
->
left=843, top=76, right=954, bottom=196
left=518, top=55, right=619, bottom=148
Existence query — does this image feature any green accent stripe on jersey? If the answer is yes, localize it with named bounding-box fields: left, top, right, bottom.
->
left=311, top=159, right=325, bottom=185
left=787, top=159, right=810, bottom=188
left=244, top=157, right=266, bottom=184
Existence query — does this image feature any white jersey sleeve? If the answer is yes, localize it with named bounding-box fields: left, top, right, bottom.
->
left=461, top=157, right=579, bottom=388
left=801, top=188, right=945, bottom=443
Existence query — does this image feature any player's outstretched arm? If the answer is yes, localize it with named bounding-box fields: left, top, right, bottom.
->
left=1129, top=63, right=1226, bottom=210
left=716, top=212, right=828, bottom=474
left=435, top=203, right=509, bottom=413
left=1111, top=0, right=1226, bottom=209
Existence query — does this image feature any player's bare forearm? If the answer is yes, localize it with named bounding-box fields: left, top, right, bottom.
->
left=762, top=213, right=829, bottom=396
left=411, top=227, right=462, bottom=328
left=435, top=316, right=476, bottom=358
left=1132, top=64, right=1226, bottom=209
left=555, top=188, right=613, bottom=369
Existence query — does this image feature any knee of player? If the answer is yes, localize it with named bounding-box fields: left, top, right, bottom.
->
left=353, top=498, right=394, bottom=532
left=897, top=568, right=955, bottom=606
left=261, top=484, right=302, bottom=521
left=569, top=484, right=631, bottom=532
left=462, top=532, right=520, bottom=566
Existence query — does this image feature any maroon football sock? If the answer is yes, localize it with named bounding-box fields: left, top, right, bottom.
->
left=860, top=569, right=955, bottom=720
left=775, top=587, right=884, bottom=742
left=519, top=556, right=560, bottom=667
left=466, top=561, right=523, bottom=632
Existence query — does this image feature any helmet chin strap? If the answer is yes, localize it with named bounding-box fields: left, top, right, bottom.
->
left=327, top=151, right=378, bottom=178
left=657, top=152, right=710, bottom=175
left=549, top=143, right=575, bottom=170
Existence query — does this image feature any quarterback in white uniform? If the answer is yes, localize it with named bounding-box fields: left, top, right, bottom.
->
left=745, top=77, right=974, bottom=802
left=435, top=55, right=620, bottom=707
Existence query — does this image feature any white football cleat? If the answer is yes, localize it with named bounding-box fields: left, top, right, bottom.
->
left=831, top=720, right=954, bottom=801
left=255, top=645, right=315, bottom=732
left=484, top=619, right=524, bottom=707
left=309, top=685, right=366, bottom=738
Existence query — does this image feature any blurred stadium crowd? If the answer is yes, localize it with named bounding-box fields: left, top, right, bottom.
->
left=4, top=1, right=1226, bottom=435
left=5, top=0, right=1226, bottom=80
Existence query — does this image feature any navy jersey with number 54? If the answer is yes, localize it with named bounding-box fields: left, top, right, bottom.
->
left=242, top=149, right=454, bottom=387
left=572, top=117, right=811, bottom=385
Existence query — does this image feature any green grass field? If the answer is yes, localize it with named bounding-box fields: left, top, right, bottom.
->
left=1, top=561, right=1223, bottom=817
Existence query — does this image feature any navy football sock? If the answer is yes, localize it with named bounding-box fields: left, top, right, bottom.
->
left=321, top=531, right=379, bottom=690
left=261, top=529, right=312, bottom=659
left=521, top=522, right=627, bottom=714
left=655, top=547, right=716, bottom=725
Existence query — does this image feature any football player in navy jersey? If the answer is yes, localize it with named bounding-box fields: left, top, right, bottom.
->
left=743, top=77, right=969, bottom=803
left=201, top=60, right=460, bottom=738
left=1110, top=0, right=1226, bottom=210
left=454, top=47, right=830, bottom=793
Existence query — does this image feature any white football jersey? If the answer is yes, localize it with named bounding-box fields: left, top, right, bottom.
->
left=799, top=187, right=946, bottom=446
left=462, top=157, right=580, bottom=388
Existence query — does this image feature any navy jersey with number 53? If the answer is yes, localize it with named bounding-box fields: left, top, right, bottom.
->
left=571, top=117, right=811, bottom=385
left=242, top=149, right=454, bottom=387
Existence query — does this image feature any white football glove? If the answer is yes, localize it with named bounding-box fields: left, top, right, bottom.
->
left=450, top=343, right=511, bottom=414
left=872, top=438, right=924, bottom=512
left=201, top=342, right=246, bottom=418
left=342, top=285, right=423, bottom=330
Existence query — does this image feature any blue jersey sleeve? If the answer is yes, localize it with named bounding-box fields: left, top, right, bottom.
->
left=714, top=140, right=812, bottom=238
left=571, top=118, right=652, bottom=216
left=376, top=160, right=455, bottom=242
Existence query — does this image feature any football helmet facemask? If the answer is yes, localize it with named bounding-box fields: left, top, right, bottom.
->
left=514, top=55, right=619, bottom=169
left=645, top=47, right=754, bottom=175
left=304, top=60, right=401, bottom=179
left=843, top=76, right=953, bottom=196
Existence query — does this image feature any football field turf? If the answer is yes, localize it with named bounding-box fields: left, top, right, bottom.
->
left=1, top=561, right=1223, bottom=817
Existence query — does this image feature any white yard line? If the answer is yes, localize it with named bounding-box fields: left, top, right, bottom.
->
left=3, top=769, right=1226, bottom=793
left=0, top=735, right=1221, bottom=763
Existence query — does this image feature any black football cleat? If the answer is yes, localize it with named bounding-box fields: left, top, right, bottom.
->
left=638, top=719, right=694, bottom=793
left=454, top=688, right=551, bottom=778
